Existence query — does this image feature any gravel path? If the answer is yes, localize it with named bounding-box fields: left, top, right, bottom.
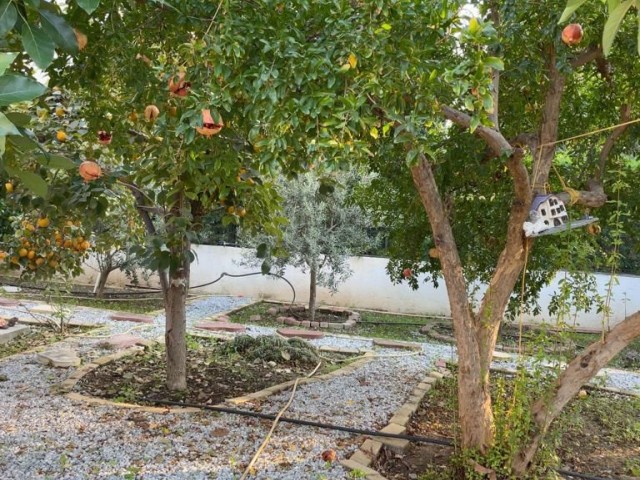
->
left=1, top=295, right=639, bottom=479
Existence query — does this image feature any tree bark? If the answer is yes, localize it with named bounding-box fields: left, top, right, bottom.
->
left=512, top=311, right=640, bottom=475
left=165, top=236, right=190, bottom=391
left=309, top=262, right=317, bottom=323
left=95, top=266, right=111, bottom=298
left=411, top=154, right=494, bottom=452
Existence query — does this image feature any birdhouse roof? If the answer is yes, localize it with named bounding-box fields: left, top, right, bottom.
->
left=530, top=194, right=561, bottom=212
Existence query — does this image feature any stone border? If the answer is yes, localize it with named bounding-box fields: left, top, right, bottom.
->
left=339, top=370, right=449, bottom=480
left=54, top=340, right=375, bottom=412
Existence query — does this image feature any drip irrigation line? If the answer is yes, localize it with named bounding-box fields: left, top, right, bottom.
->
left=554, top=469, right=611, bottom=480
left=142, top=398, right=455, bottom=447
left=145, top=398, right=617, bottom=480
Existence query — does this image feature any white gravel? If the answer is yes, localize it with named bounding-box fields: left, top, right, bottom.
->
left=1, top=295, right=639, bottom=479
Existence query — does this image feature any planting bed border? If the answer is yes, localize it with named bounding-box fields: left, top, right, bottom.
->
left=339, top=369, right=451, bottom=480
left=54, top=338, right=375, bottom=412
left=211, top=300, right=362, bottom=331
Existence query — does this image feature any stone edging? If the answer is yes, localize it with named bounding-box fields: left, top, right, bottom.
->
left=54, top=341, right=375, bottom=412
left=339, top=370, right=448, bottom=480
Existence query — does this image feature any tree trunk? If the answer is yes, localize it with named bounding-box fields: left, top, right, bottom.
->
left=309, top=262, right=317, bottom=323
left=512, top=311, right=640, bottom=475
left=165, top=236, right=191, bottom=391
left=95, top=267, right=111, bottom=298
left=411, top=155, right=495, bottom=451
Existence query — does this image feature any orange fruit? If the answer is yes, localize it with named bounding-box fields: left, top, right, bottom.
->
left=35, top=257, right=45, bottom=266
left=74, top=29, right=88, bottom=50
left=80, top=240, right=91, bottom=250
left=5, top=182, right=13, bottom=193
left=56, top=130, right=67, bottom=142
left=37, top=217, right=50, bottom=228
left=18, top=248, right=28, bottom=257
left=227, top=206, right=235, bottom=215
left=48, top=259, right=59, bottom=268
left=0, top=251, right=6, bottom=260
left=55, top=107, right=65, bottom=117
left=27, top=250, right=36, bottom=260
left=237, top=207, right=247, bottom=217
left=129, top=111, right=138, bottom=122
left=63, top=239, right=73, bottom=248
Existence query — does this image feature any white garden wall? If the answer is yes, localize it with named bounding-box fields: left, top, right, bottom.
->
left=76, top=244, right=640, bottom=332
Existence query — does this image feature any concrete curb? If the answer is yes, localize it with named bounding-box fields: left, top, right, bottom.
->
left=339, top=370, right=447, bottom=480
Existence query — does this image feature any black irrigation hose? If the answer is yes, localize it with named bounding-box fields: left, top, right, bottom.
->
left=144, top=398, right=616, bottom=480
left=143, top=397, right=454, bottom=447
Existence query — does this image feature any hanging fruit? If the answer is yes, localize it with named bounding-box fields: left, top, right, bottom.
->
left=79, top=161, right=102, bottom=182
left=168, top=72, right=190, bottom=97
left=144, top=105, right=160, bottom=121
left=97, top=131, right=112, bottom=145
left=196, top=109, right=224, bottom=137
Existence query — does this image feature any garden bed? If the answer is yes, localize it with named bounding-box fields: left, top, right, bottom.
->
left=0, top=324, right=95, bottom=360
left=374, top=375, right=640, bottom=479
left=74, top=334, right=358, bottom=406
left=229, top=301, right=439, bottom=341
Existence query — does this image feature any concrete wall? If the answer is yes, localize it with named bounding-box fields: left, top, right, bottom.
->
left=76, top=245, right=640, bottom=332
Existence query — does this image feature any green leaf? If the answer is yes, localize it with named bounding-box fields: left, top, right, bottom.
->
left=39, top=10, right=78, bottom=54
left=35, top=153, right=75, bottom=170
left=484, top=56, right=504, bottom=71
left=0, top=112, right=19, bottom=136
left=7, top=134, right=38, bottom=151
left=603, top=0, right=635, bottom=56
left=0, top=0, right=17, bottom=38
left=558, top=0, right=588, bottom=24
left=21, top=24, right=55, bottom=69
left=16, top=170, right=48, bottom=197
left=4, top=111, right=31, bottom=126
left=76, top=0, right=100, bottom=15
left=0, top=135, right=5, bottom=156
left=0, top=74, right=47, bottom=105
left=256, top=242, right=269, bottom=258
left=469, top=116, right=480, bottom=133
left=261, top=259, right=271, bottom=275
left=637, top=8, right=640, bottom=56
left=0, top=52, right=16, bottom=74
left=381, top=23, right=392, bottom=31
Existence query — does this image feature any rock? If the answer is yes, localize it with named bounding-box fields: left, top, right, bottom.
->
left=249, top=315, right=262, bottom=322
left=37, top=349, right=81, bottom=368
left=0, top=317, right=18, bottom=329
left=217, top=315, right=231, bottom=322
left=276, top=328, right=324, bottom=339
left=105, top=334, right=148, bottom=349
left=267, top=361, right=277, bottom=367
left=194, top=321, right=246, bottom=333
left=109, top=312, right=154, bottom=324
left=266, top=307, right=279, bottom=316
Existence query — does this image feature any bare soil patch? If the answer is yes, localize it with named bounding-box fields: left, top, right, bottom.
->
left=75, top=335, right=354, bottom=406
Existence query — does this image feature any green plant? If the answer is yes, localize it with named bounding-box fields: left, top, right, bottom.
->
left=347, top=468, right=367, bottom=479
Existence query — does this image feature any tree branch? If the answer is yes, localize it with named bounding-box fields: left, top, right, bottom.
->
left=570, top=45, right=602, bottom=69
left=488, top=4, right=500, bottom=129
left=513, top=310, right=640, bottom=474
left=439, top=105, right=512, bottom=156
left=595, top=103, right=632, bottom=182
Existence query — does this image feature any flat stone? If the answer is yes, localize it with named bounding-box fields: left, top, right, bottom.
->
left=29, top=304, right=71, bottom=316
left=104, top=334, right=149, bottom=350
left=37, top=348, right=81, bottom=368
left=428, top=371, right=445, bottom=379
left=349, top=450, right=372, bottom=467
left=389, top=413, right=410, bottom=426
left=299, top=321, right=311, bottom=328
left=360, top=439, right=382, bottom=458
left=380, top=422, right=406, bottom=435
left=373, top=339, right=422, bottom=351
left=0, top=324, right=30, bottom=344
left=276, top=328, right=324, bottom=340
left=266, top=307, right=279, bottom=316
left=339, top=460, right=378, bottom=476
left=249, top=315, right=262, bottom=322
left=195, top=321, right=246, bottom=333
left=492, top=350, right=512, bottom=360
left=283, top=317, right=301, bottom=326
left=109, top=312, right=154, bottom=324
left=0, top=297, right=20, bottom=307
left=217, top=315, right=231, bottom=322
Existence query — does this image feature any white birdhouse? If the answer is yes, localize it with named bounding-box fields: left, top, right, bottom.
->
left=523, top=194, right=597, bottom=237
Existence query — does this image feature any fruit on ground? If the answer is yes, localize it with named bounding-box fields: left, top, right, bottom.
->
left=56, top=130, right=67, bottom=142
left=562, top=23, right=583, bottom=45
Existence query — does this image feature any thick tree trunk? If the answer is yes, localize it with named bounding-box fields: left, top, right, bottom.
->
left=411, top=155, right=495, bottom=451
left=309, top=263, right=317, bottom=323
left=512, top=311, right=640, bottom=475
left=165, top=237, right=191, bottom=391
